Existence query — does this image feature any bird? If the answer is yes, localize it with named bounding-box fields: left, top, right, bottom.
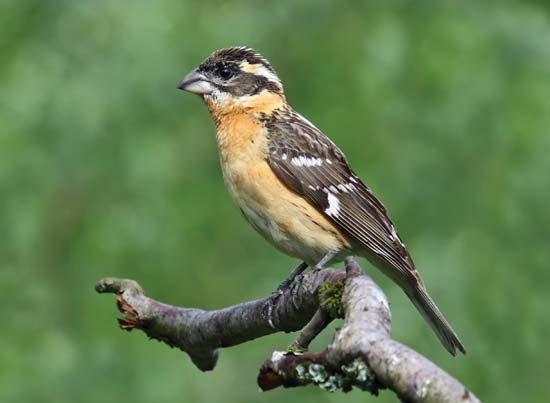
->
left=177, top=46, right=465, bottom=355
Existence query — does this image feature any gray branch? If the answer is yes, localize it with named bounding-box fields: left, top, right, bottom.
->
left=96, top=258, right=479, bottom=402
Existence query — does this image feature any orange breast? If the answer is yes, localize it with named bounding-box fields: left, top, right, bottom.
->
left=211, top=106, right=350, bottom=264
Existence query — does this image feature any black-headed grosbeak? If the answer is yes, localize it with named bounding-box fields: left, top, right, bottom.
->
left=178, top=47, right=465, bottom=356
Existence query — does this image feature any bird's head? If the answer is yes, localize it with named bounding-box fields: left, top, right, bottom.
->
left=178, top=47, right=285, bottom=115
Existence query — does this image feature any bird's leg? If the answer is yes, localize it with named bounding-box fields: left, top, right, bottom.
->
left=265, top=252, right=338, bottom=329
left=311, top=250, right=338, bottom=272
left=275, top=261, right=309, bottom=293
left=265, top=262, right=308, bottom=329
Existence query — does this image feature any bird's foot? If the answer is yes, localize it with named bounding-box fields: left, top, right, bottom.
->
left=265, top=288, right=284, bottom=329
left=310, top=264, right=323, bottom=273
left=265, top=262, right=310, bottom=329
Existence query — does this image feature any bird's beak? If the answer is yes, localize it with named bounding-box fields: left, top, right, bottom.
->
left=177, top=69, right=214, bottom=95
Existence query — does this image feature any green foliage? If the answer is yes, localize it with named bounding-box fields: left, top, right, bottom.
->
left=1, top=1, right=550, bottom=402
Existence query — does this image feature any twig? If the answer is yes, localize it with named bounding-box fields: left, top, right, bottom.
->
left=96, top=258, right=479, bottom=402
left=95, top=269, right=345, bottom=370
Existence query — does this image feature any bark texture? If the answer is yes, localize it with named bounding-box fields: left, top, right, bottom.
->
left=96, top=258, right=479, bottom=402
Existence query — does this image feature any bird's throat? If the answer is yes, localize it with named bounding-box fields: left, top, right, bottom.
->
left=204, top=90, right=286, bottom=127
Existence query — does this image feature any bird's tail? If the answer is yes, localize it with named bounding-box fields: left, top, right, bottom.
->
left=405, top=285, right=466, bottom=356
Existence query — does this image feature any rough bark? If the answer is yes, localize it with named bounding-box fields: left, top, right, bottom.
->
left=96, top=258, right=479, bottom=402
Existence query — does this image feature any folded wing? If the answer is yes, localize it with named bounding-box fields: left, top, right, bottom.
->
left=264, top=108, right=416, bottom=280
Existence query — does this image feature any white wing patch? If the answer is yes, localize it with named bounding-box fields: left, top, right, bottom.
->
left=321, top=183, right=356, bottom=194
left=389, top=225, right=398, bottom=241
left=389, top=225, right=405, bottom=247
left=291, top=155, right=323, bottom=167
left=336, top=183, right=356, bottom=193
left=324, top=192, right=340, bottom=217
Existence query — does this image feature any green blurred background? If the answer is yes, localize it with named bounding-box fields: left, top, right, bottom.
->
left=1, top=1, right=550, bottom=402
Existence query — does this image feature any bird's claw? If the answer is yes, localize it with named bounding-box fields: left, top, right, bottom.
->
left=265, top=289, right=284, bottom=329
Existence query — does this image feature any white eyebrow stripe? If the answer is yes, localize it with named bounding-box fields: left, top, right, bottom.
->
left=254, top=64, right=280, bottom=83
left=239, top=60, right=280, bottom=83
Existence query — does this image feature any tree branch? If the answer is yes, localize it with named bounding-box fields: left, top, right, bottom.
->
left=96, top=258, right=479, bottom=402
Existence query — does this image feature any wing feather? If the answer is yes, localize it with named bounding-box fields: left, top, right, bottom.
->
left=264, top=108, right=415, bottom=277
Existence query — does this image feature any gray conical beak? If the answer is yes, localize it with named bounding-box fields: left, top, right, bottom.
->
left=177, top=69, right=214, bottom=95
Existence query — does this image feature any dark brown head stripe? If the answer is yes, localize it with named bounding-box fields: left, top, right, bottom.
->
left=205, top=47, right=275, bottom=73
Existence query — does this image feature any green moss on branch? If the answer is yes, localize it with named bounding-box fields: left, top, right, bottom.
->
left=318, top=279, right=345, bottom=318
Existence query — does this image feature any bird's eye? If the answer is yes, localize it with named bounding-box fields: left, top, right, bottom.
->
left=218, top=66, right=233, bottom=80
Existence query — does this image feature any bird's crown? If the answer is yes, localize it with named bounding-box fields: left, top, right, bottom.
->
left=199, top=46, right=276, bottom=76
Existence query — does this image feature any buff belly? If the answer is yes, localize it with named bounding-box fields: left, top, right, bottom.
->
left=222, top=158, right=350, bottom=266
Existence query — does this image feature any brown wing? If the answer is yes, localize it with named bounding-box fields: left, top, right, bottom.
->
left=263, top=107, right=416, bottom=277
